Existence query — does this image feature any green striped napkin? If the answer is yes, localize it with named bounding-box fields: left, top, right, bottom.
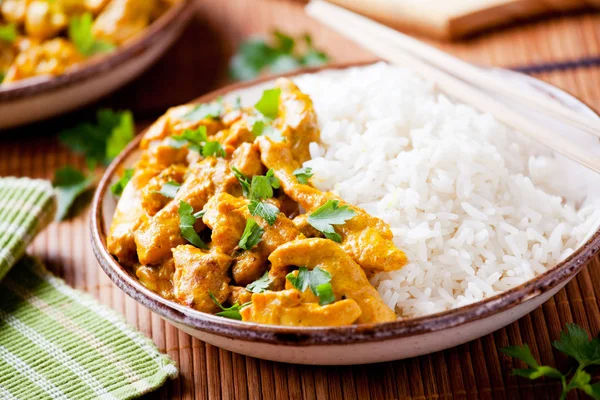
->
left=0, top=177, right=177, bottom=400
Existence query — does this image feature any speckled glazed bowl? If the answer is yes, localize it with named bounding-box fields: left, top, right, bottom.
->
left=91, top=63, right=600, bottom=365
left=0, top=0, right=195, bottom=130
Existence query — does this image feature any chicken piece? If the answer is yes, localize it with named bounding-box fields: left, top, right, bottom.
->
left=24, top=1, right=67, bottom=40
left=228, top=286, right=252, bottom=305
left=135, top=259, right=175, bottom=300
left=92, top=0, right=156, bottom=45
left=230, top=142, right=264, bottom=178
left=240, top=289, right=362, bottom=326
left=134, top=158, right=237, bottom=265
left=82, top=0, right=112, bottom=14
left=172, top=245, right=231, bottom=312
left=137, top=139, right=189, bottom=169
left=202, top=193, right=247, bottom=256
left=233, top=201, right=303, bottom=286
left=107, top=167, right=161, bottom=266
left=1, top=0, right=28, bottom=24
left=269, top=238, right=398, bottom=324
left=273, top=78, right=320, bottom=164
left=3, top=38, right=82, bottom=82
left=258, top=137, right=408, bottom=275
left=141, top=164, right=187, bottom=216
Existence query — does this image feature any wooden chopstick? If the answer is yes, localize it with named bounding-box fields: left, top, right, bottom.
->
left=306, top=0, right=600, bottom=174
left=306, top=1, right=600, bottom=140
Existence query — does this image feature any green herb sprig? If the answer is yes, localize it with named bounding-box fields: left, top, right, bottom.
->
left=159, top=181, right=181, bottom=199
left=502, top=323, right=600, bottom=400
left=246, top=271, right=271, bottom=293
left=238, top=218, right=264, bottom=251
left=178, top=200, right=208, bottom=249
left=293, top=167, right=313, bottom=184
left=286, top=267, right=335, bottom=306
left=230, top=31, right=329, bottom=81
left=110, top=168, right=134, bottom=197
left=307, top=200, right=356, bottom=242
left=0, top=23, right=17, bottom=43
left=169, top=126, right=225, bottom=158
left=53, top=166, right=95, bottom=221
left=209, top=292, right=251, bottom=320
left=69, top=13, right=115, bottom=56
left=249, top=89, right=284, bottom=142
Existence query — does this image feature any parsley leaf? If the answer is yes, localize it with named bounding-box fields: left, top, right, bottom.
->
left=229, top=31, right=329, bottom=81
left=286, top=267, right=335, bottom=306
left=183, top=101, right=223, bottom=122
left=202, top=141, right=226, bottom=158
left=553, top=323, right=600, bottom=367
left=503, top=323, right=600, bottom=399
left=209, top=292, right=251, bottom=320
left=238, top=218, right=264, bottom=250
left=232, top=167, right=251, bottom=197
left=0, top=23, right=17, bottom=43
left=246, top=271, right=271, bottom=293
left=178, top=201, right=208, bottom=249
left=249, top=118, right=284, bottom=142
left=249, top=169, right=280, bottom=200
left=59, top=109, right=135, bottom=167
left=293, top=167, right=313, bottom=184
left=69, top=13, right=115, bottom=56
left=248, top=200, right=279, bottom=226
left=307, top=200, right=356, bottom=242
left=254, top=88, right=281, bottom=119
left=159, top=181, right=181, bottom=199
left=53, top=166, right=95, bottom=221
left=110, top=168, right=134, bottom=197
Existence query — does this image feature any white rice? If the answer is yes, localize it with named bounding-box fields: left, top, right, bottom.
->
left=293, top=63, right=600, bottom=319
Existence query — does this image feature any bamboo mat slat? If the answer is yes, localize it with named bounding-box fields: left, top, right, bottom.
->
left=2, top=1, right=600, bottom=398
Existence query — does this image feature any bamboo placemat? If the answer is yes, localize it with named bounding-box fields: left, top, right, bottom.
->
left=2, top=1, right=600, bottom=398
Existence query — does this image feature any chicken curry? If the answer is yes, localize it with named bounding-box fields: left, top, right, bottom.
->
left=0, top=0, right=180, bottom=84
left=107, top=78, right=409, bottom=326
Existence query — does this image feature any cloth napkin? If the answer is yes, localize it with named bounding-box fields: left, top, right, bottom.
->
left=0, top=177, right=177, bottom=400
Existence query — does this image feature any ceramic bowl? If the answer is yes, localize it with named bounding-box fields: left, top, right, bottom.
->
left=91, top=63, right=600, bottom=365
left=0, top=0, right=195, bottom=130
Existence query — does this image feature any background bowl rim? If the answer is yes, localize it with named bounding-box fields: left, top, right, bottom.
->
left=90, top=61, right=600, bottom=346
left=0, top=0, right=195, bottom=102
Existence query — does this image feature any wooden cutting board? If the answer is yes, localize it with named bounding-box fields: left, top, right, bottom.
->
left=326, top=0, right=600, bottom=39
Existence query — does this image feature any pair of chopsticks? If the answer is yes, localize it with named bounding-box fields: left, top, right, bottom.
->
left=306, top=1, right=600, bottom=174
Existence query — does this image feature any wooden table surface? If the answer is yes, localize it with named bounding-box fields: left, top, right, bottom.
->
left=2, top=1, right=600, bottom=399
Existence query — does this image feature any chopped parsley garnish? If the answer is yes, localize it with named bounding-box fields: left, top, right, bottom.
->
left=246, top=271, right=271, bottom=293
left=254, top=88, right=281, bottom=119
left=178, top=200, right=208, bottom=249
left=159, top=181, right=181, bottom=199
left=229, top=31, right=329, bottom=81
left=53, top=166, right=95, bottom=221
left=238, top=218, right=264, bottom=250
left=286, top=267, right=335, bottom=306
left=502, top=323, right=600, bottom=399
left=249, top=169, right=280, bottom=200
left=169, top=126, right=225, bottom=157
left=293, top=167, right=313, bottom=184
left=183, top=101, right=223, bottom=122
left=307, top=200, right=356, bottom=243
left=232, top=167, right=251, bottom=197
left=202, top=141, right=226, bottom=158
left=0, top=23, right=17, bottom=43
left=248, top=200, right=279, bottom=226
left=110, top=168, right=134, bottom=197
left=209, top=292, right=251, bottom=320
left=69, top=13, right=115, bottom=56
left=59, top=109, right=135, bottom=168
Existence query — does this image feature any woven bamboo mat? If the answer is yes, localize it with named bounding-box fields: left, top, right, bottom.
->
left=2, top=1, right=600, bottom=399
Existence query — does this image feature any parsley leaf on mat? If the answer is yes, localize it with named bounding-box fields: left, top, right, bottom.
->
left=246, top=271, right=271, bottom=293
left=53, top=166, right=95, bottom=221
left=178, top=201, right=209, bottom=249
left=238, top=218, right=264, bottom=251
left=69, top=13, right=115, bottom=56
left=230, top=31, right=329, bottom=81
left=209, top=293, right=251, bottom=320
left=502, top=323, right=600, bottom=399
left=307, top=200, right=356, bottom=242
left=110, top=168, right=134, bottom=197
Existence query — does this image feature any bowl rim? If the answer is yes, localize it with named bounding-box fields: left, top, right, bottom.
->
left=0, top=0, right=195, bottom=102
left=91, top=61, right=600, bottom=346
